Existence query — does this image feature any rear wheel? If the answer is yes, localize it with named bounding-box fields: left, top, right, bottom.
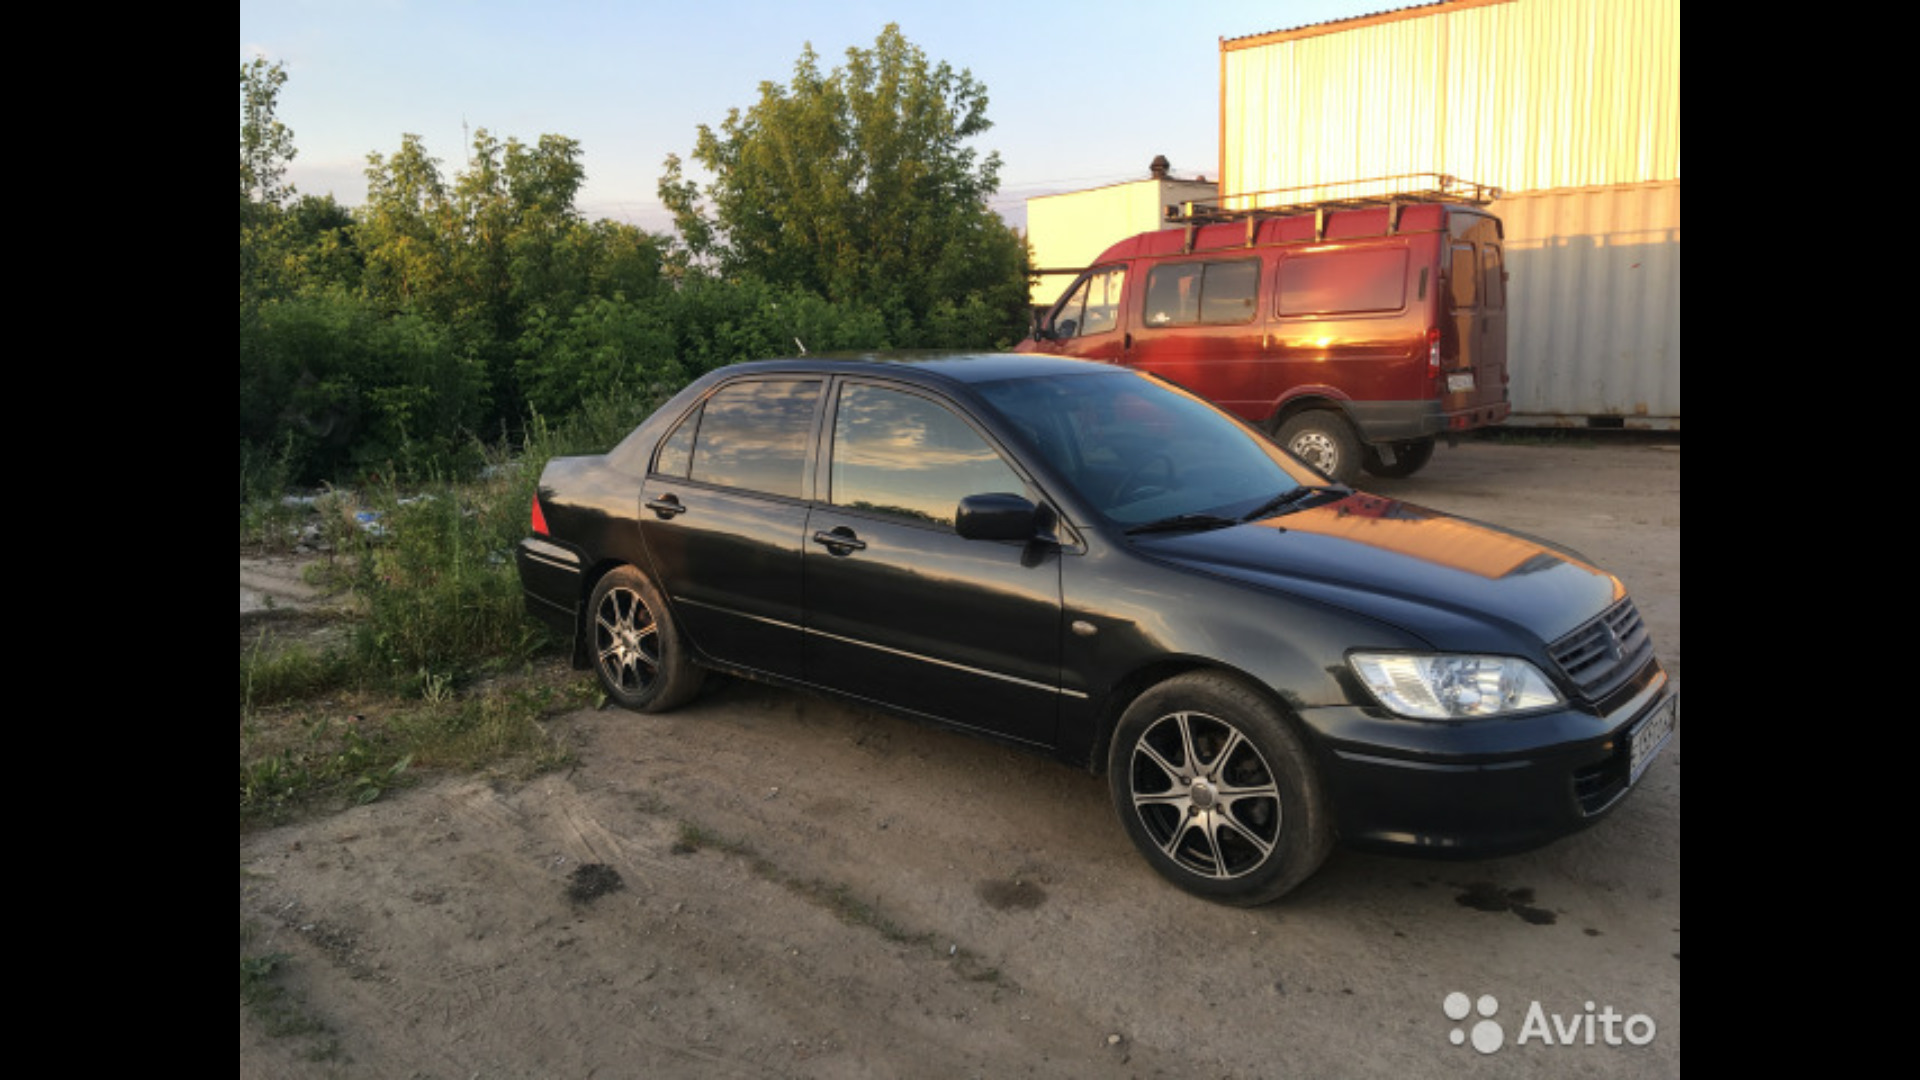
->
left=587, top=565, right=704, bottom=713
left=1107, top=672, right=1334, bottom=905
left=1362, top=437, right=1437, bottom=479
left=1273, top=411, right=1362, bottom=485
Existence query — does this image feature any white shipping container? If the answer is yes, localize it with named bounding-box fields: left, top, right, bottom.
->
left=1492, top=181, right=1679, bottom=425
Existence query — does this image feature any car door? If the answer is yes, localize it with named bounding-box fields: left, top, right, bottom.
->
left=1124, top=257, right=1268, bottom=422
left=802, top=379, right=1066, bottom=746
left=1034, top=264, right=1130, bottom=364
left=639, top=377, right=822, bottom=681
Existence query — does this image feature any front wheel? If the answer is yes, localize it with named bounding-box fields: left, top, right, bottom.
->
left=1362, top=437, right=1437, bottom=479
left=586, top=565, right=705, bottom=713
left=1107, top=672, right=1334, bottom=905
left=1273, top=411, right=1362, bottom=485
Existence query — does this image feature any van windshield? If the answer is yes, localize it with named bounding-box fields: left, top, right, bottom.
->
left=974, top=370, right=1319, bottom=527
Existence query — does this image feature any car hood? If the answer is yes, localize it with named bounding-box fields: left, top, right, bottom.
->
left=1131, top=491, right=1625, bottom=646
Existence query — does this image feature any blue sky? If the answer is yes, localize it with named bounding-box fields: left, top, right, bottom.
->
left=240, top=1, right=1403, bottom=232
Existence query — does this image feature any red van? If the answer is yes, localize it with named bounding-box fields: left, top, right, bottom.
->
left=1018, top=184, right=1511, bottom=482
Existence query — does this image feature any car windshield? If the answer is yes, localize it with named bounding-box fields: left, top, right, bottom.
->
left=973, top=370, right=1321, bottom=527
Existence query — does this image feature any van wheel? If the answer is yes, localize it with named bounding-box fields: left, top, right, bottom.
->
left=1274, top=412, right=1362, bottom=485
left=1362, top=437, right=1436, bottom=479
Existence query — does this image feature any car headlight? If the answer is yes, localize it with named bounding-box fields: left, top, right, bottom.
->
left=1348, top=653, right=1563, bottom=720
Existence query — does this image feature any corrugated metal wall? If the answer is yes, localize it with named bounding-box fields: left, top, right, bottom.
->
left=1493, top=182, right=1679, bottom=425
left=1220, top=0, right=1679, bottom=423
left=1221, top=0, right=1679, bottom=199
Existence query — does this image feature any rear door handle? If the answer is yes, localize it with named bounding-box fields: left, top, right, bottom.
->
left=645, top=494, right=686, bottom=518
left=812, top=528, right=867, bottom=554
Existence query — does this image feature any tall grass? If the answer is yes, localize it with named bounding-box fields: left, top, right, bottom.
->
left=240, top=385, right=672, bottom=825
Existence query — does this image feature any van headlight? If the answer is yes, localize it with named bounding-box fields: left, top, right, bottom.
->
left=1348, top=653, right=1563, bottom=720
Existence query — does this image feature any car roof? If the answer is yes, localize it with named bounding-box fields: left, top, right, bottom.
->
left=711, top=351, right=1110, bottom=387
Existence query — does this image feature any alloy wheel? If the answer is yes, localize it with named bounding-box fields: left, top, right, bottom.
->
left=594, top=585, right=660, bottom=696
left=1127, top=711, right=1282, bottom=879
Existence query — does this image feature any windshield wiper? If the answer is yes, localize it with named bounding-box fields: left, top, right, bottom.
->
left=1123, top=512, right=1241, bottom=536
left=1240, top=484, right=1349, bottom=522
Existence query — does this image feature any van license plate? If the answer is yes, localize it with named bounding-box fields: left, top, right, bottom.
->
left=1447, top=373, right=1476, bottom=393
left=1628, top=696, right=1678, bottom=786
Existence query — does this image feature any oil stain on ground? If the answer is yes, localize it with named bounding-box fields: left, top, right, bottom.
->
left=567, top=863, right=625, bottom=903
left=1455, top=881, right=1557, bottom=925
left=976, top=878, right=1048, bottom=911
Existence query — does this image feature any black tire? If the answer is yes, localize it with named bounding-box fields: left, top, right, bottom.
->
left=1361, top=437, right=1437, bottom=479
left=586, top=565, right=705, bottom=713
left=1273, top=411, right=1362, bottom=485
left=1106, top=671, right=1334, bottom=905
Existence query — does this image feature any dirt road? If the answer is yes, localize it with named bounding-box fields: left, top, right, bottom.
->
left=240, top=437, right=1680, bottom=1079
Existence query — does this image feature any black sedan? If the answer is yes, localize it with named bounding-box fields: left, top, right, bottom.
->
left=516, top=353, right=1677, bottom=904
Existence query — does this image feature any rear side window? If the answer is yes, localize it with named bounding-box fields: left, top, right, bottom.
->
left=1277, top=248, right=1410, bottom=316
left=1143, top=260, right=1259, bottom=327
left=1449, top=242, right=1478, bottom=308
left=668, top=379, right=822, bottom=498
left=1481, top=244, right=1505, bottom=310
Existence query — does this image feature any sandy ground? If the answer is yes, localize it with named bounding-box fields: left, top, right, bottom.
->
left=240, top=437, right=1680, bottom=1079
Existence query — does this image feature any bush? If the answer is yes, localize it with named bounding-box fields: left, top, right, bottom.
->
left=239, top=292, right=489, bottom=486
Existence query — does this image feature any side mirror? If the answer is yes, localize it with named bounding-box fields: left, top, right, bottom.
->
left=955, top=493, right=1039, bottom=542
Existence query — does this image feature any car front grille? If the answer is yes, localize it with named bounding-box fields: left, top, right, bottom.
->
left=1549, top=597, right=1653, bottom=700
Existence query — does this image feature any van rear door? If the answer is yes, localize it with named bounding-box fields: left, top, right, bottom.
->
left=1444, top=214, right=1509, bottom=422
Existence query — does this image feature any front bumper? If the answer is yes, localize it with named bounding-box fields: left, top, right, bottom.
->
left=1296, top=662, right=1677, bottom=857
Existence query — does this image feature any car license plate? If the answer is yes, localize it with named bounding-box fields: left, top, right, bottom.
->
left=1447, top=372, right=1476, bottom=393
left=1628, top=696, right=1678, bottom=785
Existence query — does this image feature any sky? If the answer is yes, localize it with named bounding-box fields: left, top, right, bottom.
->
left=240, top=0, right=1406, bottom=233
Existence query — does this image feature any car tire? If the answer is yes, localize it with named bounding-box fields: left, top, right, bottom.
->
left=1107, top=671, right=1334, bottom=905
left=1361, top=437, right=1437, bottom=479
left=1274, top=411, right=1362, bottom=485
left=586, top=565, right=704, bottom=713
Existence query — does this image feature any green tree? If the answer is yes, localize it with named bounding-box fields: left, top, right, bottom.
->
left=659, top=24, right=1030, bottom=347
left=241, top=57, right=297, bottom=213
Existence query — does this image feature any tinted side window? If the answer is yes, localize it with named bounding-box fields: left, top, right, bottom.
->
left=1481, top=244, right=1505, bottom=310
left=830, top=384, right=1024, bottom=527
left=1449, top=242, right=1479, bottom=308
left=1050, top=266, right=1126, bottom=339
left=1277, top=248, right=1410, bottom=316
left=685, top=379, right=821, bottom=498
left=1143, top=260, right=1259, bottom=327
left=654, top=411, right=696, bottom=477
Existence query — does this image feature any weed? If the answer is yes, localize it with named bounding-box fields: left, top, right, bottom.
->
left=239, top=385, right=662, bottom=827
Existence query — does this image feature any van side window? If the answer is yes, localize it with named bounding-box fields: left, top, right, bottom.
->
left=1449, top=242, right=1479, bottom=308
left=1050, top=266, right=1126, bottom=339
left=1277, top=248, right=1410, bottom=316
left=1480, top=244, right=1505, bottom=311
left=1143, top=260, right=1259, bottom=327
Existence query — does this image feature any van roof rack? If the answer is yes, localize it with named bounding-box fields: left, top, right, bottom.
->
left=1167, top=173, right=1502, bottom=249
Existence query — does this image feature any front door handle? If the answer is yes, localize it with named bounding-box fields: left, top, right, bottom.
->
left=811, top=527, right=867, bottom=554
left=644, top=494, right=686, bottom=518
